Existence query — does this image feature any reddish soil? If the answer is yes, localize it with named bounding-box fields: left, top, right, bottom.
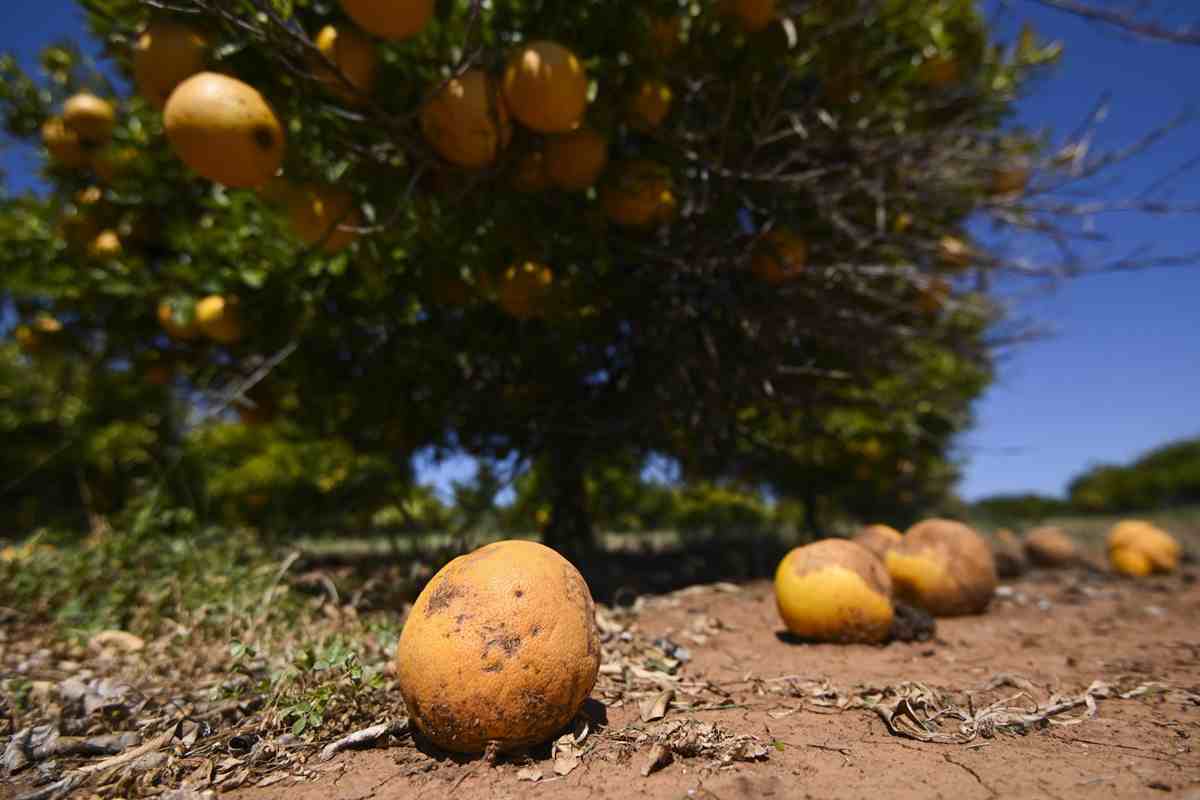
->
left=231, top=568, right=1200, bottom=800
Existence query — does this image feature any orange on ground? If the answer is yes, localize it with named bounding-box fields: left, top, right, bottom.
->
left=885, top=518, right=997, bottom=616
left=393, top=539, right=601, bottom=753
left=751, top=229, right=808, bottom=283
left=339, top=0, right=433, bottom=40
left=544, top=128, right=608, bottom=191
left=420, top=69, right=512, bottom=168
left=133, top=20, right=209, bottom=109
left=164, top=72, right=286, bottom=188
left=774, top=538, right=894, bottom=643
left=1107, top=520, right=1181, bottom=575
left=502, top=41, right=589, bottom=134
left=601, top=160, right=677, bottom=228
left=852, top=524, right=903, bottom=562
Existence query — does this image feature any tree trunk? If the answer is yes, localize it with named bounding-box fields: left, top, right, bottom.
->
left=541, top=445, right=594, bottom=559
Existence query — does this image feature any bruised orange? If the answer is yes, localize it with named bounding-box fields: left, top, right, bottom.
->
left=393, top=539, right=600, bottom=753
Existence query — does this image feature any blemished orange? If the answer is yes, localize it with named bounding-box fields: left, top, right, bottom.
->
left=885, top=519, right=997, bottom=617
left=133, top=20, right=209, bottom=109
left=420, top=69, right=512, bottom=168
left=601, top=160, right=677, bottom=228
left=164, top=72, right=286, bottom=188
left=627, top=79, right=673, bottom=130
left=502, top=41, right=589, bottom=133
left=774, top=538, right=894, bottom=643
left=750, top=229, right=808, bottom=283
left=393, top=540, right=600, bottom=753
left=544, top=128, right=608, bottom=191
left=338, top=0, right=433, bottom=40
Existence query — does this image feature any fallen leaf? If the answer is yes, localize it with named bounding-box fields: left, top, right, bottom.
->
left=516, top=766, right=542, bottom=782
left=640, top=689, right=675, bottom=722
left=89, top=630, right=145, bottom=653
left=641, top=742, right=673, bottom=777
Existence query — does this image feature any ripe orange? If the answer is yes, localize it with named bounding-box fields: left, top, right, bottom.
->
left=511, top=150, right=551, bottom=193
left=721, top=0, right=776, bottom=33
left=133, top=20, right=209, bottom=109
left=502, top=41, right=589, bottom=133
left=917, top=55, right=959, bottom=88
left=937, top=235, right=973, bottom=270
left=91, top=147, right=138, bottom=183
left=88, top=230, right=123, bottom=260
left=157, top=300, right=200, bottom=341
left=164, top=72, right=286, bottom=188
left=286, top=183, right=361, bottom=253
left=42, top=117, right=88, bottom=169
left=314, top=24, right=379, bottom=102
left=627, top=79, right=673, bottom=130
left=989, top=163, right=1031, bottom=196
left=750, top=229, right=808, bottom=283
left=917, top=277, right=951, bottom=315
left=339, top=0, right=433, bottom=40
left=648, top=15, right=682, bottom=59
left=420, top=69, right=512, bottom=168
left=63, top=93, right=116, bottom=145
left=195, top=295, right=244, bottom=344
left=498, top=261, right=555, bottom=319
left=601, top=160, right=677, bottom=228
left=544, top=128, right=608, bottom=191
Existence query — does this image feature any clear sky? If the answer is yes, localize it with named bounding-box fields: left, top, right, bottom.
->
left=2, top=2, right=1198, bottom=502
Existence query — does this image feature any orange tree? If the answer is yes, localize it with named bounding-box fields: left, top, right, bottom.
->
left=0, top=0, right=1174, bottom=548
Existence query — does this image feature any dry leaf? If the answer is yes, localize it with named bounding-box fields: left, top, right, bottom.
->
left=640, top=689, right=675, bottom=722
left=88, top=630, right=146, bottom=653
left=641, top=742, right=673, bottom=777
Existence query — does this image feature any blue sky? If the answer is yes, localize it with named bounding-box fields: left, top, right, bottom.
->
left=3, top=2, right=1198, bottom=502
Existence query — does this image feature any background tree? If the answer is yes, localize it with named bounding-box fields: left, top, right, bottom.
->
left=1, top=0, right=1195, bottom=548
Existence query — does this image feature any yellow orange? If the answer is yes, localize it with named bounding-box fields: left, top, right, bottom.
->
left=339, top=0, right=433, bottom=40
left=63, top=93, right=116, bottom=145
left=502, top=41, right=589, bottom=133
left=314, top=24, right=379, bottom=102
left=627, top=79, right=673, bottom=130
left=601, top=160, right=677, bottom=228
left=420, top=69, right=512, bottom=168
left=133, top=20, right=209, bottom=109
left=544, top=128, right=608, bottom=191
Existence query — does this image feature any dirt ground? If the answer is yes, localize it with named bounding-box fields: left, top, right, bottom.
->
left=228, top=567, right=1199, bottom=800
left=3, top=560, right=1198, bottom=800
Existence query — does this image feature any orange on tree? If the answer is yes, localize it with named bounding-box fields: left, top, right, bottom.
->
left=601, top=160, right=677, bottom=228
left=195, top=294, right=244, bottom=344
left=91, top=147, right=137, bottom=183
left=647, top=15, right=682, bottom=59
left=627, top=78, right=673, bottom=130
left=917, top=276, right=951, bottom=315
left=420, top=69, right=512, bottom=169
left=314, top=24, right=379, bottom=102
left=918, top=54, right=960, bottom=88
left=163, top=72, right=286, bottom=188
left=511, top=150, right=551, bottom=193
left=544, top=127, right=608, bottom=191
left=502, top=41, right=589, bottom=134
left=338, top=0, right=433, bottom=41
left=498, top=261, right=555, bottom=320
left=157, top=299, right=200, bottom=341
left=62, top=93, right=116, bottom=145
left=720, top=0, right=776, bottom=33
left=937, top=234, right=973, bottom=270
left=133, top=20, right=209, bottom=109
left=87, top=229, right=122, bottom=260
left=989, top=162, right=1032, bottom=196
left=286, top=183, right=361, bottom=253
left=429, top=267, right=475, bottom=307
left=42, top=117, right=88, bottom=169
left=751, top=229, right=808, bottom=283
left=13, top=315, right=63, bottom=355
